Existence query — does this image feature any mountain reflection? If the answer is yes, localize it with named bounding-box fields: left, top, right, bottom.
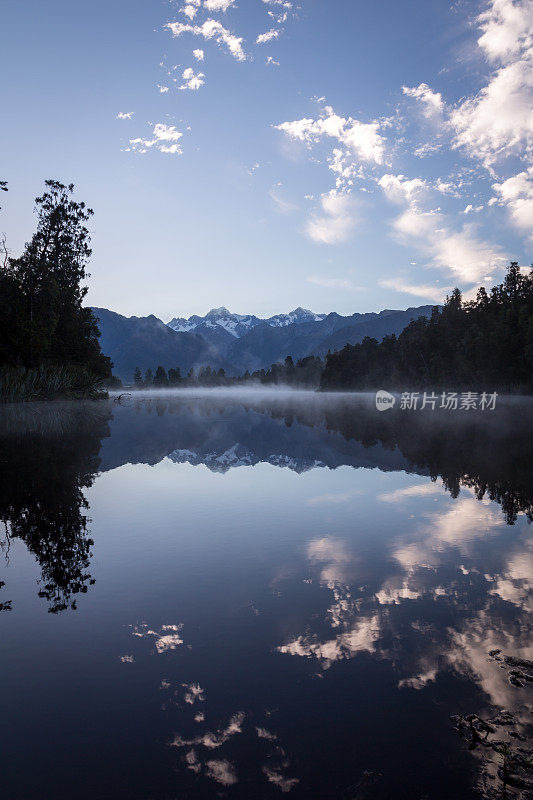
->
left=101, top=393, right=533, bottom=523
left=0, top=402, right=111, bottom=612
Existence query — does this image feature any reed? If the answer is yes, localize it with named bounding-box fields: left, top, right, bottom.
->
left=0, top=365, right=107, bottom=402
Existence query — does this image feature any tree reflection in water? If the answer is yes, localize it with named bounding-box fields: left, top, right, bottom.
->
left=0, top=402, right=111, bottom=612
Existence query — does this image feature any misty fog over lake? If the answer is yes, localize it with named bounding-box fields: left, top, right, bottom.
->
left=0, top=391, right=532, bottom=800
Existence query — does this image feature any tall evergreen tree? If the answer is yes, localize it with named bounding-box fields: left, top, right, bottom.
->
left=153, top=365, right=168, bottom=387
left=0, top=180, right=111, bottom=379
left=168, top=367, right=181, bottom=386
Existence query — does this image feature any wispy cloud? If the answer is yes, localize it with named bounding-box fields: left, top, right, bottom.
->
left=378, top=172, right=505, bottom=284
left=306, top=191, right=359, bottom=244
left=116, top=111, right=134, bottom=119
left=307, top=276, right=362, bottom=291
left=269, top=183, right=298, bottom=213
left=379, top=278, right=451, bottom=302
left=256, top=28, right=280, bottom=44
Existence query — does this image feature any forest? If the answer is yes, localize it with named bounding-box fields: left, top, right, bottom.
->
left=131, top=354, right=325, bottom=389
left=320, top=263, right=533, bottom=392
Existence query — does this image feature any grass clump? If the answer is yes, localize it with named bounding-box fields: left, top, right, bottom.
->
left=0, top=364, right=106, bottom=402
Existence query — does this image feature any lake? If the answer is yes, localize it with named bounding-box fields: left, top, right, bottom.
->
left=1, top=390, right=532, bottom=800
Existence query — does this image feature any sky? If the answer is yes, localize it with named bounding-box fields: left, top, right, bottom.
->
left=1, top=0, right=532, bottom=320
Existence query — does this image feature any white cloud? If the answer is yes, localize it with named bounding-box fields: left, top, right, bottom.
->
left=450, top=0, right=533, bottom=169
left=116, top=111, right=134, bottom=119
left=171, top=712, right=245, bottom=751
left=166, top=19, right=246, bottom=61
left=131, top=623, right=184, bottom=651
left=157, top=84, right=169, bottom=93
left=182, top=4, right=200, bottom=19
left=378, top=173, right=427, bottom=203
left=182, top=682, right=205, bottom=704
left=256, top=28, right=280, bottom=44
left=435, top=179, right=462, bottom=198
left=193, top=48, right=205, bottom=60
left=204, top=0, right=236, bottom=11
left=276, top=105, right=386, bottom=166
left=477, top=0, right=533, bottom=64
left=205, top=760, right=238, bottom=786
left=451, top=59, right=533, bottom=168
left=262, top=766, right=299, bottom=792
left=126, top=123, right=184, bottom=155
left=178, top=67, right=206, bottom=90
left=266, top=55, right=280, bottom=66
left=306, top=191, right=359, bottom=244
left=277, top=614, right=380, bottom=669
left=492, top=166, right=533, bottom=239
left=402, top=83, right=444, bottom=116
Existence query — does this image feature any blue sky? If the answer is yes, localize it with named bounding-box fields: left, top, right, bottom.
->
left=1, top=0, right=531, bottom=319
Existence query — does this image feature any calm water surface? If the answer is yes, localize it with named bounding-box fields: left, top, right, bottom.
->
left=0, top=391, right=532, bottom=800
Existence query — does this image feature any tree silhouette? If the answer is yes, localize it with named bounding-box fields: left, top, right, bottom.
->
left=0, top=180, right=112, bottom=385
left=154, top=365, right=168, bottom=387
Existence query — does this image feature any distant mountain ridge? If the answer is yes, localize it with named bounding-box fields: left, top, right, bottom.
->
left=91, top=303, right=436, bottom=382
left=91, top=307, right=231, bottom=381
left=168, top=306, right=326, bottom=338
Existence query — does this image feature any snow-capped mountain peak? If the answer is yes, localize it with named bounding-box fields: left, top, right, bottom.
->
left=167, top=307, right=326, bottom=338
left=268, top=307, right=326, bottom=327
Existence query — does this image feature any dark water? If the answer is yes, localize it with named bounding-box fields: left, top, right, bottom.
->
left=0, top=391, right=532, bottom=800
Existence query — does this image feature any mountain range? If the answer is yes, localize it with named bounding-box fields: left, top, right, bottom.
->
left=91, top=304, right=436, bottom=382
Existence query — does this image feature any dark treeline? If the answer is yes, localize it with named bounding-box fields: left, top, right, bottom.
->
left=0, top=180, right=113, bottom=400
left=132, top=354, right=324, bottom=389
left=320, top=263, right=533, bottom=392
